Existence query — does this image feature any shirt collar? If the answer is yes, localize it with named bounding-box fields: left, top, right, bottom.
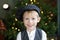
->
left=26, top=28, right=36, bottom=35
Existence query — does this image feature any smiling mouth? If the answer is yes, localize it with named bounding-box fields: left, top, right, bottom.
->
left=27, top=25, right=33, bottom=27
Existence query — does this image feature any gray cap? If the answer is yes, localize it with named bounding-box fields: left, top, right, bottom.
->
left=16, top=4, right=40, bottom=21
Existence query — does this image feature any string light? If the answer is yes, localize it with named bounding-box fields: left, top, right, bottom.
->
left=15, top=18, right=18, bottom=21
left=30, top=0, right=33, bottom=2
left=51, top=38, right=54, bottom=40
left=45, top=23, right=47, bottom=25
left=15, top=27, right=17, bottom=30
left=25, top=3, right=28, bottom=5
left=18, top=29, right=20, bottom=31
left=31, top=2, right=33, bottom=4
left=48, top=17, right=52, bottom=19
left=12, top=27, right=14, bottom=29
left=34, top=0, right=36, bottom=2
left=41, top=11, right=43, bottom=14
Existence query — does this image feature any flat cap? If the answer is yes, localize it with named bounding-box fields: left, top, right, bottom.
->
left=16, top=4, right=40, bottom=21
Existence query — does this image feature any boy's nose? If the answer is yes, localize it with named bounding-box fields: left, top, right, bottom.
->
left=28, top=19, right=33, bottom=23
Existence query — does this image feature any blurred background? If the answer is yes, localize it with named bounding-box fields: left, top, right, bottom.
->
left=0, top=0, right=59, bottom=40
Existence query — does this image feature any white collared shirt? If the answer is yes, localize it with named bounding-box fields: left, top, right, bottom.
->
left=27, top=28, right=36, bottom=40
left=16, top=29, right=47, bottom=40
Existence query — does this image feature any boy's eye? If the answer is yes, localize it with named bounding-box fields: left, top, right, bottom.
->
left=25, top=18, right=29, bottom=20
left=32, top=18, right=35, bottom=20
left=24, top=18, right=35, bottom=20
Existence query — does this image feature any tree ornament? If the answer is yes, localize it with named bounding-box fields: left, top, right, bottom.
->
left=3, top=4, right=9, bottom=10
left=0, top=20, right=6, bottom=30
left=50, top=13, right=54, bottom=16
left=0, top=20, right=6, bottom=40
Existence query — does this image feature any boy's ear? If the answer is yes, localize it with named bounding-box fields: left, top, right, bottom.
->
left=37, top=17, right=41, bottom=23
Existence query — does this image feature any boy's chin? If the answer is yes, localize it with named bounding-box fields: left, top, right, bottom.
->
left=27, top=27, right=35, bottom=30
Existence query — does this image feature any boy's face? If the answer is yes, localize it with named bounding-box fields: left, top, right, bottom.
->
left=23, top=11, right=41, bottom=30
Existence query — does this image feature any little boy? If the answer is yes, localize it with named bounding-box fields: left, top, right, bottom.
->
left=16, top=4, right=47, bottom=40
